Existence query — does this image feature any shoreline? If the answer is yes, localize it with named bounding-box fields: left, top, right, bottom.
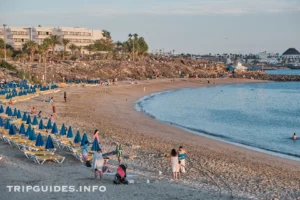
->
left=2, top=78, right=300, bottom=199
left=135, top=87, right=300, bottom=161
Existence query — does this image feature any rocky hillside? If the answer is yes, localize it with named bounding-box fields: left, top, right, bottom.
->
left=10, top=58, right=227, bottom=82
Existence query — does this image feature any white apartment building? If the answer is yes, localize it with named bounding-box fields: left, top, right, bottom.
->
left=0, top=26, right=103, bottom=54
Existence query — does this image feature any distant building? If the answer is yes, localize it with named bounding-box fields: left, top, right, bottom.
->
left=282, top=48, right=300, bottom=59
left=0, top=26, right=103, bottom=54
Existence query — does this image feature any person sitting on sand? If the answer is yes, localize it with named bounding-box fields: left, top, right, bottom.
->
left=292, top=133, right=297, bottom=140
left=102, top=158, right=112, bottom=173
left=31, top=107, right=37, bottom=115
left=82, top=141, right=89, bottom=161
left=92, top=148, right=104, bottom=181
left=178, top=146, right=187, bottom=173
left=171, top=149, right=180, bottom=180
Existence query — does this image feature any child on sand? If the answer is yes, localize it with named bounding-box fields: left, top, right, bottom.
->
left=178, top=146, right=187, bottom=173
left=115, top=141, right=123, bottom=165
left=31, top=107, right=37, bottom=114
left=170, top=149, right=180, bottom=180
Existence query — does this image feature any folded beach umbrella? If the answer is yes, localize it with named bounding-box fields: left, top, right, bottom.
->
left=32, top=115, right=38, bottom=126
left=67, top=126, right=73, bottom=138
left=26, top=115, right=31, bottom=124
left=74, top=130, right=81, bottom=143
left=22, top=112, right=27, bottom=122
left=45, top=135, right=55, bottom=149
left=25, top=124, right=32, bottom=137
left=9, top=124, right=16, bottom=135
left=5, top=106, right=10, bottom=114
left=19, top=123, right=26, bottom=135
left=39, top=119, right=44, bottom=130
left=91, top=138, right=100, bottom=151
left=0, top=105, right=4, bottom=113
left=29, top=129, right=37, bottom=141
left=5, top=120, right=11, bottom=130
left=0, top=117, right=3, bottom=127
left=59, top=123, right=66, bottom=136
left=51, top=122, right=58, bottom=134
left=7, top=108, right=13, bottom=116
left=35, top=133, right=44, bottom=147
left=46, top=119, right=52, bottom=129
left=17, top=110, right=22, bottom=119
left=81, top=132, right=89, bottom=146
left=13, top=108, right=18, bottom=117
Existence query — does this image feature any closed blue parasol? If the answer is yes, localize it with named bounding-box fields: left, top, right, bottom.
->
left=0, top=117, right=3, bottom=127
left=7, top=108, right=13, bottom=116
left=29, top=128, right=37, bottom=141
left=74, top=130, right=81, bottom=143
left=35, top=133, right=44, bottom=146
left=19, top=123, right=26, bottom=135
left=67, top=126, right=73, bottom=138
left=81, top=132, right=89, bottom=146
left=45, top=135, right=54, bottom=149
left=39, top=119, right=44, bottom=130
left=26, top=115, right=31, bottom=124
left=13, top=108, right=17, bottom=116
left=25, top=124, right=32, bottom=137
left=9, top=124, right=16, bottom=135
left=91, top=138, right=100, bottom=151
left=5, top=106, right=10, bottom=114
left=17, top=110, right=22, bottom=119
left=5, top=120, right=11, bottom=129
left=0, top=105, right=4, bottom=113
left=51, top=123, right=58, bottom=134
left=22, top=112, right=27, bottom=122
left=59, top=123, right=66, bottom=136
left=46, top=119, right=52, bottom=129
left=32, top=115, right=38, bottom=125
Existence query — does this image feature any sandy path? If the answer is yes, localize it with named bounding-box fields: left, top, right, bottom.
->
left=1, top=78, right=300, bottom=199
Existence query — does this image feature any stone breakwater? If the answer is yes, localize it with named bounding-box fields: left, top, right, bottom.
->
left=232, top=71, right=300, bottom=81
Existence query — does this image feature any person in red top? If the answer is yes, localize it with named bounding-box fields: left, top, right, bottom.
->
left=93, top=129, right=100, bottom=144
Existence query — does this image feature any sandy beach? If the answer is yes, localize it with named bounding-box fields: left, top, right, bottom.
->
left=1, top=78, right=300, bottom=200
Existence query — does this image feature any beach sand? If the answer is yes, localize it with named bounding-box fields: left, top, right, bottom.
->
left=1, top=78, right=300, bottom=200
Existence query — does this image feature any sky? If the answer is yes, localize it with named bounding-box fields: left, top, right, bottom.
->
left=1, top=0, right=300, bottom=54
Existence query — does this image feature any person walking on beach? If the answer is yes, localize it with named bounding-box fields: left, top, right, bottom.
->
left=64, top=92, right=67, bottom=102
left=93, top=129, right=101, bottom=145
left=115, top=141, right=123, bottom=165
left=92, top=148, right=104, bottom=181
left=178, top=146, right=187, bottom=173
left=292, top=133, right=297, bottom=140
left=170, top=149, right=180, bottom=180
left=52, top=104, right=56, bottom=115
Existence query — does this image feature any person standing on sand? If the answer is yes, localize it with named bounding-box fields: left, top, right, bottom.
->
left=92, top=148, right=104, bottom=181
left=171, top=149, right=180, bottom=180
left=82, top=141, right=89, bottom=161
left=115, top=141, right=123, bottom=165
left=178, top=146, right=187, bottom=173
left=52, top=104, right=56, bottom=115
left=64, top=92, right=67, bottom=102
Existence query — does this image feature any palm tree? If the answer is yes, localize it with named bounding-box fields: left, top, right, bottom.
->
left=77, top=46, right=83, bottom=55
left=133, top=33, right=138, bottom=39
left=69, top=44, right=77, bottom=55
left=24, top=40, right=38, bottom=62
left=49, top=35, right=61, bottom=55
left=85, top=44, right=95, bottom=55
left=61, top=39, right=70, bottom=60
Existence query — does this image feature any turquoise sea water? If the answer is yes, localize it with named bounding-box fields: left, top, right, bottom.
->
left=265, top=69, right=300, bottom=75
left=136, top=82, right=300, bottom=160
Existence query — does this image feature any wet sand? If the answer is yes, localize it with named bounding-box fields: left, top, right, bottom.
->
left=1, top=78, right=300, bottom=199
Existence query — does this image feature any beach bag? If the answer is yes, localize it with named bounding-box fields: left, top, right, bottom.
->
left=86, top=160, right=91, bottom=167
